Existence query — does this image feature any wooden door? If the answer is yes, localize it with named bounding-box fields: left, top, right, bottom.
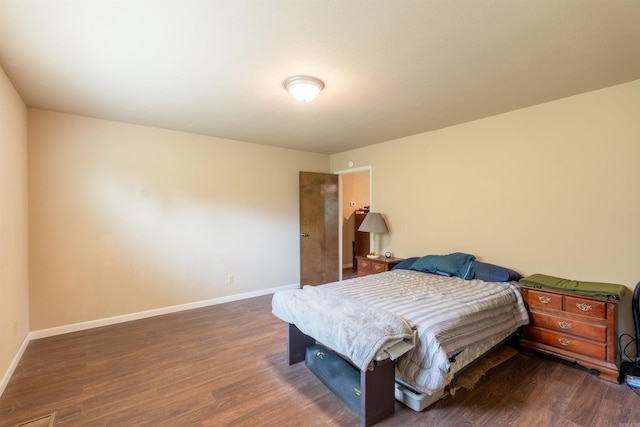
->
left=299, top=171, right=339, bottom=287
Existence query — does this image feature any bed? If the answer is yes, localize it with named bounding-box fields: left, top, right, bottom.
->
left=272, top=254, right=529, bottom=426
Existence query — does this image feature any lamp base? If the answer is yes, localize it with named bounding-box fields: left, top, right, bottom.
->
left=366, top=254, right=381, bottom=259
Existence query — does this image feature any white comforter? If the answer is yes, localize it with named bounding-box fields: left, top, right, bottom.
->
left=272, top=285, right=414, bottom=370
left=273, top=270, right=529, bottom=393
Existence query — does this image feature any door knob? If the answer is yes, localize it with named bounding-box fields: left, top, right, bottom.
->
left=300, top=232, right=309, bottom=237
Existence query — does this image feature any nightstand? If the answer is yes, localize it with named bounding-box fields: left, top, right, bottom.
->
left=356, top=256, right=404, bottom=277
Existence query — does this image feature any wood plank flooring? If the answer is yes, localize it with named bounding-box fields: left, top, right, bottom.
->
left=343, top=267, right=358, bottom=280
left=1, top=294, right=639, bottom=426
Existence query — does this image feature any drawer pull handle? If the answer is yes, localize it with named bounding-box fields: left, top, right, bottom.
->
left=558, top=321, right=572, bottom=329
left=538, top=296, right=552, bottom=304
left=374, top=265, right=382, bottom=271
left=558, top=338, right=572, bottom=346
left=576, top=303, right=592, bottom=312
left=316, top=351, right=326, bottom=360
left=362, top=262, right=368, bottom=267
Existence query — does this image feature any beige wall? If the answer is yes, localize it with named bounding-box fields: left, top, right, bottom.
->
left=28, top=110, right=328, bottom=330
left=331, top=80, right=640, bottom=336
left=0, top=67, right=29, bottom=382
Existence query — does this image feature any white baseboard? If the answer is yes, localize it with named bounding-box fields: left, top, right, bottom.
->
left=29, top=283, right=300, bottom=340
left=1, top=283, right=299, bottom=397
left=0, top=334, right=30, bottom=397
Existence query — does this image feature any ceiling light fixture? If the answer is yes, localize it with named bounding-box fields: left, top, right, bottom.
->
left=283, top=75, right=324, bottom=102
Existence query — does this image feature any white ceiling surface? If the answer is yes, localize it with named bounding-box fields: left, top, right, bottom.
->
left=1, top=1, right=640, bottom=155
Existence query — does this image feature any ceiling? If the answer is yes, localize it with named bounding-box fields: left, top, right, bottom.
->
left=1, top=1, right=639, bottom=155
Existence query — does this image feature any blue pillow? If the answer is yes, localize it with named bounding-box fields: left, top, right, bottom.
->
left=391, top=257, right=419, bottom=270
left=409, top=252, right=476, bottom=280
left=474, top=262, right=523, bottom=282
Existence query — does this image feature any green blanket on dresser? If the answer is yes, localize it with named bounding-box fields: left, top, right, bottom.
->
left=520, top=273, right=626, bottom=301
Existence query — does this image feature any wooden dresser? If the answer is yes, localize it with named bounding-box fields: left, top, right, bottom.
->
left=519, top=286, right=619, bottom=383
left=356, top=256, right=403, bottom=277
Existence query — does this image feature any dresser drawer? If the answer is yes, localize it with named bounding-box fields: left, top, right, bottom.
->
left=526, top=326, right=606, bottom=360
left=357, top=258, right=372, bottom=275
left=528, top=311, right=607, bottom=343
left=371, top=263, right=386, bottom=274
left=357, top=258, right=387, bottom=276
left=356, top=256, right=403, bottom=277
left=565, top=295, right=606, bottom=319
left=525, top=289, right=563, bottom=310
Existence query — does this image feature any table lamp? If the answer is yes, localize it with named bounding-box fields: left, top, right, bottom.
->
left=357, top=212, right=388, bottom=258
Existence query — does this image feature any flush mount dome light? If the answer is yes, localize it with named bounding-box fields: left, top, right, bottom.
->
left=283, top=75, right=324, bottom=102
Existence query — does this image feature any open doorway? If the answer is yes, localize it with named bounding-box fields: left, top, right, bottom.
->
left=340, top=169, right=370, bottom=279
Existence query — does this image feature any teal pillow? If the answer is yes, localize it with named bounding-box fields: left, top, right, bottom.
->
left=409, top=252, right=476, bottom=280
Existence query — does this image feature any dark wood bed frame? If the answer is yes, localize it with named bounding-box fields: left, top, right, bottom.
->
left=287, top=323, right=395, bottom=427
left=287, top=322, right=521, bottom=426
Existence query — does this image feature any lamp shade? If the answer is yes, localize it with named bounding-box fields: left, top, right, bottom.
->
left=357, top=212, right=388, bottom=233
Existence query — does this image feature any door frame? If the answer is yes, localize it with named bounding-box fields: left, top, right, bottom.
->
left=335, top=165, right=373, bottom=280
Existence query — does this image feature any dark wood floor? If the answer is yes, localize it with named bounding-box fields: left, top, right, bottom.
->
left=1, top=294, right=639, bottom=426
left=343, top=267, right=358, bottom=280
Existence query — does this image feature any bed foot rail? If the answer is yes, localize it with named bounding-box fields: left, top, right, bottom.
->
left=287, top=323, right=315, bottom=365
left=286, top=323, right=395, bottom=426
left=360, top=358, right=395, bottom=426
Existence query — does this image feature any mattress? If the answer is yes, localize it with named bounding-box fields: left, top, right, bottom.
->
left=318, top=270, right=529, bottom=393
